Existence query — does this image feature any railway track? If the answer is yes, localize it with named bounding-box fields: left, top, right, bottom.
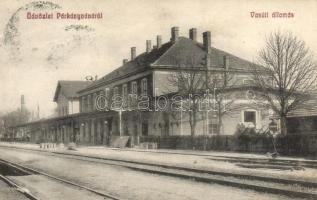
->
left=1, top=145, right=317, bottom=199
left=0, top=156, right=125, bottom=200
left=111, top=147, right=317, bottom=169
left=0, top=173, right=39, bottom=200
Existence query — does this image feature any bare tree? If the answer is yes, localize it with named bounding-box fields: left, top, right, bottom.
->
left=200, top=53, right=248, bottom=135
left=168, top=52, right=242, bottom=137
left=168, top=52, right=205, bottom=137
left=251, top=31, right=317, bottom=135
left=1, top=108, right=31, bottom=138
left=205, top=66, right=237, bottom=134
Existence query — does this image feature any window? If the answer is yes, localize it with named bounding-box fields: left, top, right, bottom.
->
left=141, top=78, right=147, bottom=95
left=122, top=84, right=128, bottom=97
left=87, top=94, right=92, bottom=111
left=113, top=87, right=119, bottom=96
left=93, top=93, right=97, bottom=110
left=208, top=117, right=219, bottom=134
left=244, top=111, right=256, bottom=124
left=131, top=81, right=137, bottom=94
left=122, top=84, right=128, bottom=108
left=105, top=88, right=109, bottom=97
left=209, top=124, right=219, bottom=134
left=81, top=96, right=86, bottom=112
left=243, top=79, right=254, bottom=85
left=85, top=95, right=89, bottom=112
left=104, top=88, right=110, bottom=107
left=129, top=82, right=138, bottom=109
left=98, top=91, right=105, bottom=109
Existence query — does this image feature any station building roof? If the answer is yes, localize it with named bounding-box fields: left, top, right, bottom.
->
left=78, top=36, right=260, bottom=93
left=53, top=80, right=92, bottom=102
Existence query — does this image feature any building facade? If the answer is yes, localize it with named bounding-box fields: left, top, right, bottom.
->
left=75, top=27, right=273, bottom=140
left=53, top=81, right=91, bottom=117
left=9, top=27, right=275, bottom=145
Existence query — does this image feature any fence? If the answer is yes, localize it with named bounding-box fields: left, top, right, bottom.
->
left=139, top=134, right=317, bottom=156
left=139, top=135, right=234, bottom=151
left=0, top=137, right=30, bottom=142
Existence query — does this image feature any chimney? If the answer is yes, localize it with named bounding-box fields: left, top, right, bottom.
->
left=123, top=59, right=128, bottom=65
left=171, top=27, right=179, bottom=42
left=203, top=31, right=211, bottom=53
left=146, top=40, right=152, bottom=53
left=157, top=35, right=162, bottom=48
left=189, top=28, right=197, bottom=41
left=131, top=47, right=136, bottom=60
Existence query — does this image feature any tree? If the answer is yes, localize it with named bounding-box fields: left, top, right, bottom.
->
left=0, top=108, right=31, bottom=138
left=168, top=52, right=240, bottom=137
left=205, top=63, right=238, bottom=135
left=168, top=51, right=205, bottom=137
left=251, top=31, right=317, bottom=135
left=2, top=109, right=30, bottom=127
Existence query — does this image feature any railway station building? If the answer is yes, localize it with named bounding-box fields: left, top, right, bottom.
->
left=10, top=27, right=275, bottom=145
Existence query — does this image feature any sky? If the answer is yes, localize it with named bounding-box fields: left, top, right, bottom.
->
left=0, top=0, right=316, bottom=118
